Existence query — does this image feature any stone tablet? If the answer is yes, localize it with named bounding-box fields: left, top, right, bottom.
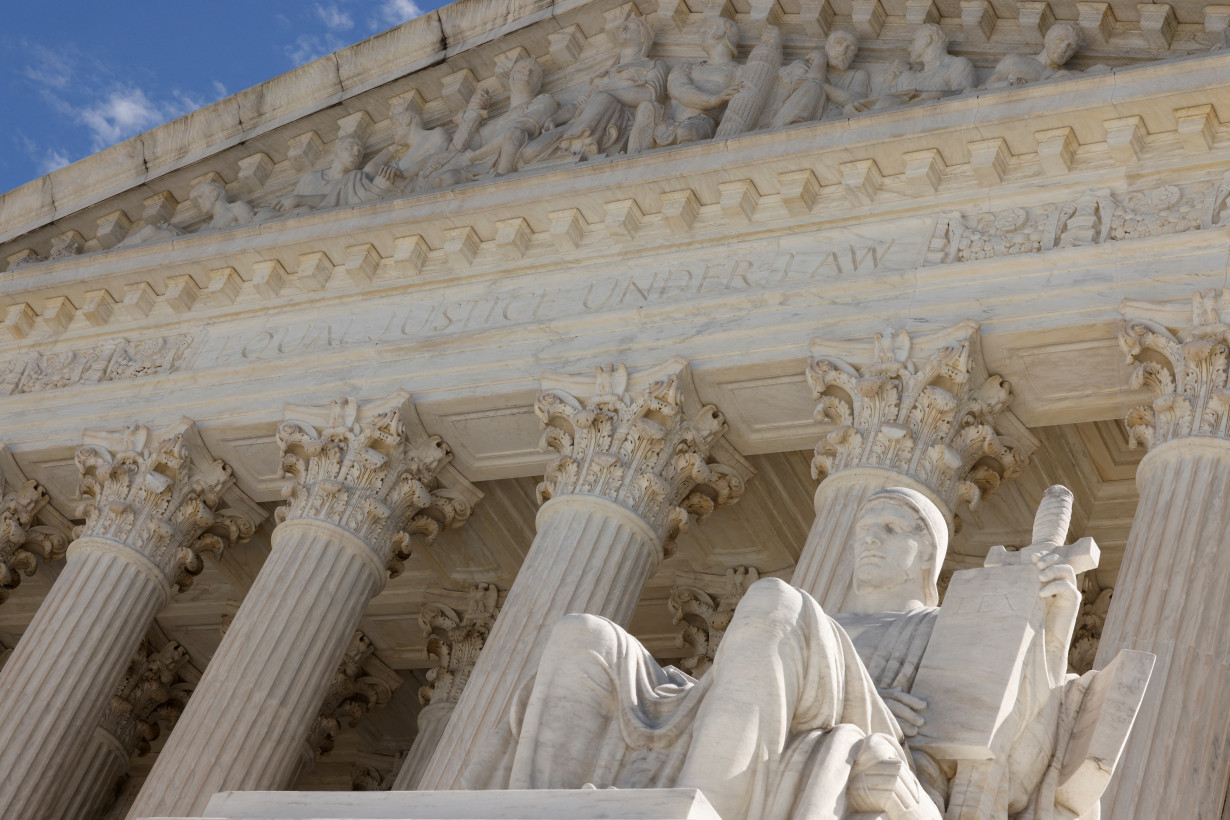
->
left=908, top=563, right=1045, bottom=761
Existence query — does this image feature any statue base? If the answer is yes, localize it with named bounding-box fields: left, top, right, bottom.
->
left=142, top=788, right=723, bottom=820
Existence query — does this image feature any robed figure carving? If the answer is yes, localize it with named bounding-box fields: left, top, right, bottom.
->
left=473, top=487, right=1151, bottom=820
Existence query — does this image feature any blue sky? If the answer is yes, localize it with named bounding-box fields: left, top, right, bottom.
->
left=0, top=0, right=450, bottom=196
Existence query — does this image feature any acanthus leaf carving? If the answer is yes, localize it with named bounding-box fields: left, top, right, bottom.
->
left=419, top=583, right=500, bottom=706
left=668, top=566, right=759, bottom=677
left=535, top=361, right=746, bottom=547
left=808, top=321, right=1033, bottom=513
left=1120, top=289, right=1230, bottom=449
left=75, top=420, right=259, bottom=591
left=276, top=392, right=475, bottom=576
left=100, top=640, right=192, bottom=757
left=306, top=631, right=403, bottom=757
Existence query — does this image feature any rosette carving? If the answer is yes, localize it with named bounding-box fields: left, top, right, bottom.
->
left=0, top=478, right=67, bottom=604
left=535, top=362, right=745, bottom=544
left=1120, top=290, right=1230, bottom=450
left=276, top=392, right=473, bottom=577
left=100, top=640, right=191, bottom=757
left=419, top=583, right=499, bottom=706
left=808, top=321, right=1031, bottom=511
left=75, top=421, right=257, bottom=591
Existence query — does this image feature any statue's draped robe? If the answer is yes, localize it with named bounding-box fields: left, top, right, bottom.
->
left=474, top=578, right=936, bottom=820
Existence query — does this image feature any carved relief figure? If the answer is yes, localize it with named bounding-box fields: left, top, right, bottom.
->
left=464, top=56, right=568, bottom=176
left=190, top=181, right=255, bottom=231
left=484, top=487, right=1147, bottom=820
left=853, top=24, right=975, bottom=113
left=982, top=23, right=1108, bottom=89
left=631, top=19, right=744, bottom=152
left=551, top=14, right=669, bottom=160
left=773, top=30, right=870, bottom=126
left=272, top=136, right=400, bottom=213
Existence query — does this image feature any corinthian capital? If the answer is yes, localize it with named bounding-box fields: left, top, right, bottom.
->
left=419, top=583, right=500, bottom=706
left=277, top=392, right=479, bottom=576
left=807, top=320, right=1035, bottom=512
left=536, top=358, right=749, bottom=544
left=307, top=631, right=402, bottom=757
left=0, top=447, right=71, bottom=604
left=1120, top=289, right=1230, bottom=450
left=101, top=640, right=191, bottom=756
left=76, top=420, right=261, bottom=591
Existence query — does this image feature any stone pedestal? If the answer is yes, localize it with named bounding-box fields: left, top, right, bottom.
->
left=793, top=322, right=1033, bottom=611
left=0, top=422, right=256, bottom=820
left=1094, top=294, right=1230, bottom=819
left=415, top=361, right=746, bottom=790
left=129, top=393, right=474, bottom=819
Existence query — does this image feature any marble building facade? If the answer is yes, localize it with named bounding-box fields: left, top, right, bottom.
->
left=0, top=0, right=1227, bottom=816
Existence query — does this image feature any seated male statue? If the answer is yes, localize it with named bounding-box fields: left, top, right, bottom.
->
left=271, top=135, right=400, bottom=214
left=474, top=487, right=1141, bottom=820
left=982, top=23, right=1109, bottom=89
left=851, top=25, right=975, bottom=113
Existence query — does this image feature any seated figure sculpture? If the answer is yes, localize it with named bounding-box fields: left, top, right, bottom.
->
left=272, top=135, right=400, bottom=213
left=982, top=23, right=1109, bottom=89
left=486, top=487, right=1144, bottom=820
left=550, top=14, right=668, bottom=160
left=852, top=25, right=975, bottom=113
left=773, top=30, right=870, bottom=126
left=629, top=19, right=744, bottom=153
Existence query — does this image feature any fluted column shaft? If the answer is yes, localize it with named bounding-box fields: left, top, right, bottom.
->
left=127, top=520, right=382, bottom=818
left=394, top=700, right=458, bottom=790
left=417, top=495, right=661, bottom=789
left=52, top=723, right=131, bottom=820
left=1096, top=438, right=1230, bottom=819
left=791, top=468, right=949, bottom=611
left=0, top=539, right=168, bottom=819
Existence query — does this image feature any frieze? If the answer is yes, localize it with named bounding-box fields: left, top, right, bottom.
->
left=0, top=334, right=192, bottom=395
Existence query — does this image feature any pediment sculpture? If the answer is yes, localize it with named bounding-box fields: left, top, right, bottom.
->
left=469, top=485, right=1151, bottom=820
left=7, top=9, right=1170, bottom=266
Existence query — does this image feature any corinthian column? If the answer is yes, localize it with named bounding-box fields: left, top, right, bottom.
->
left=391, top=583, right=500, bottom=790
left=416, top=359, right=748, bottom=790
left=130, top=392, right=476, bottom=819
left=795, top=321, right=1035, bottom=610
left=1095, top=290, right=1230, bottom=819
left=51, top=640, right=190, bottom=820
left=0, top=421, right=258, bottom=820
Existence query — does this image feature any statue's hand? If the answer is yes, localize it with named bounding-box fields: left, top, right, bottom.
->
left=848, top=735, right=943, bottom=820
left=879, top=688, right=927, bottom=738
left=1033, top=551, right=1079, bottom=606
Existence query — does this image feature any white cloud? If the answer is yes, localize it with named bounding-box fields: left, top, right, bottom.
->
left=315, top=3, right=355, bottom=31
left=378, top=0, right=424, bottom=26
left=22, top=44, right=75, bottom=90
left=37, top=149, right=71, bottom=175
left=74, top=86, right=203, bottom=150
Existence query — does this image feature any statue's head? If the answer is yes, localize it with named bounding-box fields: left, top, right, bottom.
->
left=851, top=487, right=948, bottom=608
left=825, top=30, right=859, bottom=71
left=334, top=136, right=365, bottom=172
left=910, top=23, right=948, bottom=64
left=190, top=180, right=225, bottom=212
left=702, top=18, right=740, bottom=60
left=1043, top=22, right=1081, bottom=66
left=390, top=104, right=424, bottom=141
left=508, top=56, right=544, bottom=97
left=616, top=15, right=654, bottom=58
